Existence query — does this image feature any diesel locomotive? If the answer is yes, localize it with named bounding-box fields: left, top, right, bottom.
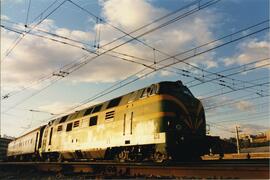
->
left=7, top=80, right=217, bottom=162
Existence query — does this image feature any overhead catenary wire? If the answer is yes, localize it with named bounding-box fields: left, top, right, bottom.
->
left=198, top=77, right=269, bottom=106
left=67, top=20, right=269, bottom=110
left=197, top=76, right=269, bottom=97
left=1, top=0, right=268, bottom=136
left=174, top=58, right=270, bottom=93
left=49, top=23, right=269, bottom=118
left=206, top=102, right=269, bottom=123
left=207, top=100, right=269, bottom=116
left=1, top=24, right=156, bottom=97
left=0, top=0, right=230, bottom=101
left=188, top=59, right=270, bottom=89
left=1, top=19, right=268, bottom=114
left=164, top=62, right=270, bottom=96
left=50, top=21, right=269, bottom=116
left=204, top=94, right=270, bottom=110
left=99, top=0, right=203, bottom=48
left=25, top=0, right=32, bottom=27
left=1, top=0, right=268, bottom=122
left=4, top=19, right=268, bottom=97
left=201, top=81, right=270, bottom=101
left=1, top=0, right=66, bottom=62
left=213, top=111, right=270, bottom=124
left=68, top=0, right=221, bottom=51
left=0, top=0, right=215, bottom=98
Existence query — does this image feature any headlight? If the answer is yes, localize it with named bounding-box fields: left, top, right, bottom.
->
left=176, top=124, right=182, bottom=130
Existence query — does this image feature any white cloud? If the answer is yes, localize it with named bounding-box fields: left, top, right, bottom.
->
left=1, top=0, right=218, bottom=92
left=1, top=0, right=23, bottom=3
left=55, top=28, right=93, bottom=42
left=233, top=100, right=253, bottom=111
left=100, top=0, right=166, bottom=30
left=37, top=100, right=101, bottom=116
left=238, top=124, right=269, bottom=135
left=37, top=102, right=78, bottom=115
left=160, top=70, right=172, bottom=76
left=223, top=38, right=270, bottom=67
left=1, top=15, right=9, bottom=20
left=1, top=24, right=93, bottom=90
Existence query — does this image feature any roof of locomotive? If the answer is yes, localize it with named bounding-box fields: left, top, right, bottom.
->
left=49, top=80, right=188, bottom=125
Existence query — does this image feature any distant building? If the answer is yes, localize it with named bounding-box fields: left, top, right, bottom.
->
left=239, top=130, right=269, bottom=144
left=266, top=130, right=270, bottom=141
left=0, top=137, right=13, bottom=161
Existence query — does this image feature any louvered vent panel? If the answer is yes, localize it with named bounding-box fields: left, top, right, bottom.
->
left=73, top=120, right=80, bottom=128
left=105, top=111, right=115, bottom=120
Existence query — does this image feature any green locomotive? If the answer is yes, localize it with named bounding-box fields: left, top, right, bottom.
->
left=7, top=80, right=212, bottom=162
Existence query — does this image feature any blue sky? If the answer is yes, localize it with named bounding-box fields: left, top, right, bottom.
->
left=1, top=0, right=269, bottom=138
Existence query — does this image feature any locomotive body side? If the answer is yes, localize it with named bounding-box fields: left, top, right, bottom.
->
left=40, top=85, right=175, bottom=160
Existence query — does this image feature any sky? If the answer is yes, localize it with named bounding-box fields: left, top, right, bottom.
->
left=1, top=0, right=269, bottom=138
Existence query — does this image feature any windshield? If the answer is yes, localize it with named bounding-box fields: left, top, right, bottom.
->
left=159, top=82, right=194, bottom=97
left=182, top=86, right=194, bottom=97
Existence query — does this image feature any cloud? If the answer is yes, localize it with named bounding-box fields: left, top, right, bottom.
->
left=1, top=0, right=23, bottom=3
left=237, top=124, right=269, bottom=135
left=37, top=102, right=78, bottom=115
left=1, top=0, right=219, bottom=92
left=1, top=22, right=94, bottom=91
left=233, top=100, right=253, bottom=111
left=201, top=96, right=228, bottom=109
left=223, top=37, right=270, bottom=68
left=100, top=0, right=166, bottom=30
left=37, top=100, right=101, bottom=116
left=1, top=15, right=9, bottom=20
left=55, top=28, right=93, bottom=42
left=213, top=123, right=269, bottom=138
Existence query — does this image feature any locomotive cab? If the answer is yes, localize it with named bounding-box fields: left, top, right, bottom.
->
left=158, top=81, right=208, bottom=160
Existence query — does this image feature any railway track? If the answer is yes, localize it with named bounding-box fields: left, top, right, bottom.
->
left=0, top=159, right=269, bottom=179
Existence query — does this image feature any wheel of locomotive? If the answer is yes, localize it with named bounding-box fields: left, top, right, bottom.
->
left=115, top=150, right=129, bottom=162
left=57, top=154, right=63, bottom=162
left=153, top=152, right=165, bottom=163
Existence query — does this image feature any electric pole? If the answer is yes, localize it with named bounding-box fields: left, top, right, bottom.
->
left=235, top=126, right=241, bottom=154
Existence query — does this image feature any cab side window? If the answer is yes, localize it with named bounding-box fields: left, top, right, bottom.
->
left=89, top=116, right=98, bottom=126
left=66, top=122, right=73, bottom=132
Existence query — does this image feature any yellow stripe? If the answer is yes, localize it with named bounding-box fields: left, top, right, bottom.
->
left=135, top=111, right=176, bottom=120
left=195, top=102, right=202, bottom=129
left=196, top=119, right=203, bottom=129
left=160, top=95, right=193, bottom=129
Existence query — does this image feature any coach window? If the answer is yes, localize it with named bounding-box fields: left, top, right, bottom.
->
left=92, top=105, right=102, bottom=113
left=57, top=125, right=63, bottom=131
left=59, top=115, right=68, bottom=123
left=89, top=116, right=98, bottom=126
left=49, top=127, right=53, bottom=145
left=84, top=107, right=93, bottom=116
left=66, top=122, right=73, bottom=132
left=107, top=97, right=121, bottom=109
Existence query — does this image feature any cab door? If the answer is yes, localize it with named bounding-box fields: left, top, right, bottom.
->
left=123, top=109, right=133, bottom=144
left=41, top=128, right=48, bottom=151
